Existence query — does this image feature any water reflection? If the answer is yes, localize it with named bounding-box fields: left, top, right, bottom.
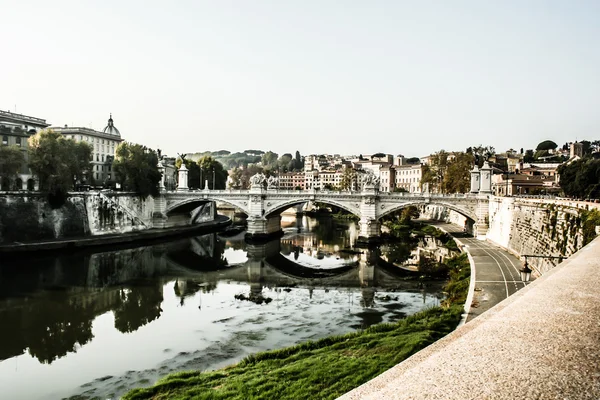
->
left=0, top=215, right=450, bottom=400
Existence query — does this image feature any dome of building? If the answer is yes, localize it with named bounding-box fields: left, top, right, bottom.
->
left=102, top=113, right=121, bottom=137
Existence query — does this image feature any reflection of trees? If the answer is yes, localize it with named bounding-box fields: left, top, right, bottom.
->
left=22, top=297, right=95, bottom=364
left=114, top=283, right=164, bottom=333
left=379, top=242, right=415, bottom=265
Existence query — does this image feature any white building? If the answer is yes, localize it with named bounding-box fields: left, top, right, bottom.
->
left=395, top=164, right=423, bottom=193
left=51, top=114, right=123, bottom=184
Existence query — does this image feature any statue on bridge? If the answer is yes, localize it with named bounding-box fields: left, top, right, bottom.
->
left=360, top=170, right=380, bottom=190
left=250, top=173, right=267, bottom=188
left=267, top=176, right=278, bottom=189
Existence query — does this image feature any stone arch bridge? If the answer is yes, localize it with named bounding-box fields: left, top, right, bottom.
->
left=155, top=184, right=490, bottom=242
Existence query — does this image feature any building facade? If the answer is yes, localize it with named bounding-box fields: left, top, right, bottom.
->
left=51, top=114, right=123, bottom=184
left=278, top=172, right=305, bottom=190
left=394, top=164, right=423, bottom=193
left=0, top=109, right=50, bottom=190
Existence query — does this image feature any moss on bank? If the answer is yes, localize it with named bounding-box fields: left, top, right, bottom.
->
left=123, top=253, right=470, bottom=400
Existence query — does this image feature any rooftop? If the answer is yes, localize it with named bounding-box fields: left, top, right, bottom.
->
left=0, top=110, right=49, bottom=127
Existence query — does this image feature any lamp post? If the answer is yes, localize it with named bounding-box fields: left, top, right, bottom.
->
left=519, top=254, right=565, bottom=282
left=520, top=256, right=532, bottom=282
left=212, top=168, right=215, bottom=190
left=200, top=168, right=203, bottom=190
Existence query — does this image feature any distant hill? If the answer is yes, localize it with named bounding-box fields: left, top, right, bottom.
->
left=186, top=150, right=264, bottom=169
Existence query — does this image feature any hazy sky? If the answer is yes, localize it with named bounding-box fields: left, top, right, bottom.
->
left=2, top=0, right=599, bottom=158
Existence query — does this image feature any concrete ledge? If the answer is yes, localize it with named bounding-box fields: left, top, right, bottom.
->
left=339, top=236, right=600, bottom=400
left=0, top=216, right=231, bottom=255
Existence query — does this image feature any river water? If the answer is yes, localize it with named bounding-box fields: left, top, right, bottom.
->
left=0, top=214, right=446, bottom=400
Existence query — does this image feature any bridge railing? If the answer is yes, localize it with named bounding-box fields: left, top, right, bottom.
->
left=163, top=189, right=480, bottom=199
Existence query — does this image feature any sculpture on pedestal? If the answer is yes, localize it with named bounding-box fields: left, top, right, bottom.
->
left=267, top=176, right=278, bottom=189
left=360, top=170, right=380, bottom=190
left=250, top=173, right=266, bottom=188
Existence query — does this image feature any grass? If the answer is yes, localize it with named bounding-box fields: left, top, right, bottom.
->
left=123, top=254, right=470, bottom=400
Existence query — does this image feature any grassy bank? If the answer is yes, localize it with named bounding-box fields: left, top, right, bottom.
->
left=123, top=253, right=470, bottom=400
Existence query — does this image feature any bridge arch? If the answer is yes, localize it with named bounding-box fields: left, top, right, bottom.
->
left=166, top=197, right=249, bottom=216
left=378, top=201, right=477, bottom=223
left=264, top=198, right=360, bottom=218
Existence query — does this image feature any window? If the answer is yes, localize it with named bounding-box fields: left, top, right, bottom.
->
left=101, top=155, right=105, bottom=162
left=96, top=154, right=99, bottom=161
left=16, top=137, right=21, bottom=147
left=2, top=135, right=7, bottom=145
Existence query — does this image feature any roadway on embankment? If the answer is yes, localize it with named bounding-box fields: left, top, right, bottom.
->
left=425, top=220, right=532, bottom=323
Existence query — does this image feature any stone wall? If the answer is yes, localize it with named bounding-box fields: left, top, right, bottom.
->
left=0, top=192, right=154, bottom=244
left=0, top=193, right=88, bottom=244
left=486, top=196, right=593, bottom=274
left=420, top=205, right=469, bottom=230
left=84, top=192, right=154, bottom=235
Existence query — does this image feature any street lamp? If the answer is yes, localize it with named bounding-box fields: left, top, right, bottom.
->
left=212, top=168, right=215, bottom=190
left=520, top=256, right=532, bottom=282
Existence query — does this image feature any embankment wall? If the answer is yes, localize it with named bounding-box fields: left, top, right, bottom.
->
left=0, top=192, right=155, bottom=244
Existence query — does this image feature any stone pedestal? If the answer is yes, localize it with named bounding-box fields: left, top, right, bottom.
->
left=357, top=185, right=381, bottom=245
left=177, top=164, right=189, bottom=191
left=479, top=161, right=492, bottom=193
left=245, top=215, right=283, bottom=242
left=470, top=165, right=480, bottom=193
left=473, top=194, right=490, bottom=239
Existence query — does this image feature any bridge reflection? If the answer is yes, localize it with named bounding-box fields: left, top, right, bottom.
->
left=0, top=233, right=432, bottom=365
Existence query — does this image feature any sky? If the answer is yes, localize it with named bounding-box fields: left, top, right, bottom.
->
left=1, top=0, right=599, bottom=158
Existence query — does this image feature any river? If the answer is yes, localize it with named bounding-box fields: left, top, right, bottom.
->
left=0, top=214, right=448, bottom=400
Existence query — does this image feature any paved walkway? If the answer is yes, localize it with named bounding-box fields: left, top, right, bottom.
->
left=427, top=221, right=533, bottom=322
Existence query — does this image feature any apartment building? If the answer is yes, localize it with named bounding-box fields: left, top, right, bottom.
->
left=51, top=114, right=123, bottom=184
left=0, top=109, right=50, bottom=190
left=278, top=172, right=305, bottom=190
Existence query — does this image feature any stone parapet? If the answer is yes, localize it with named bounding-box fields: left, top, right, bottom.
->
left=339, top=236, right=600, bottom=400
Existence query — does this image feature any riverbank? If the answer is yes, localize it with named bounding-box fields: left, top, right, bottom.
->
left=0, top=215, right=231, bottom=255
left=123, top=253, right=470, bottom=400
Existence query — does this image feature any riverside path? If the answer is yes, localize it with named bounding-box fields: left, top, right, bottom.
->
left=426, top=221, right=533, bottom=323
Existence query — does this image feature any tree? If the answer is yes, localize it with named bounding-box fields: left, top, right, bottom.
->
left=0, top=145, right=25, bottom=181
left=277, top=153, right=293, bottom=172
left=340, top=167, right=357, bottom=190
left=261, top=151, right=278, bottom=169
left=112, top=142, right=161, bottom=198
left=28, top=129, right=92, bottom=207
left=536, top=140, right=557, bottom=151
left=197, top=156, right=227, bottom=190
left=523, top=149, right=535, bottom=162
left=558, top=158, right=600, bottom=199
left=420, top=151, right=450, bottom=193
left=294, top=151, right=303, bottom=171
left=228, top=167, right=244, bottom=189
left=442, top=152, right=473, bottom=193
left=466, top=145, right=495, bottom=167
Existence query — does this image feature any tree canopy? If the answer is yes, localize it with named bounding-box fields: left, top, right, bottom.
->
left=536, top=140, right=557, bottom=151
left=0, top=145, right=25, bottom=180
left=28, top=129, right=92, bottom=206
left=112, top=142, right=161, bottom=198
left=197, top=156, right=228, bottom=190
left=558, top=158, right=600, bottom=199
left=421, top=150, right=474, bottom=194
